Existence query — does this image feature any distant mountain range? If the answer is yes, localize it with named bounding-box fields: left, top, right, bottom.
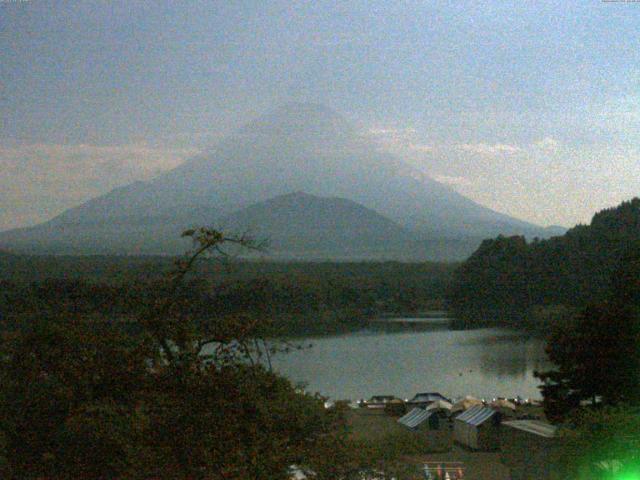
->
left=217, top=191, right=487, bottom=261
left=0, top=103, right=564, bottom=260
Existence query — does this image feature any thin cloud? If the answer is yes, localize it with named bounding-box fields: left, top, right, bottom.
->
left=366, top=127, right=434, bottom=156
left=533, top=137, right=561, bottom=153
left=456, top=143, right=523, bottom=156
left=0, top=143, right=198, bottom=231
left=432, top=174, right=475, bottom=187
left=407, top=143, right=434, bottom=153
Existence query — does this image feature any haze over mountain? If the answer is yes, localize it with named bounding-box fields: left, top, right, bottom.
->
left=217, top=191, right=485, bottom=261
left=0, top=103, right=561, bottom=259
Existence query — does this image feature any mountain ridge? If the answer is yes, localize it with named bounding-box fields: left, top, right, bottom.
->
left=218, top=191, right=422, bottom=260
left=0, top=103, right=559, bottom=259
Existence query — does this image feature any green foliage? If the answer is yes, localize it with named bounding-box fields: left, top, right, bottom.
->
left=448, top=235, right=531, bottom=328
left=0, top=260, right=454, bottom=337
left=536, top=303, right=640, bottom=422
left=0, top=317, right=151, bottom=478
left=535, top=242, right=640, bottom=422
left=527, top=304, right=576, bottom=331
left=0, top=229, right=422, bottom=479
left=555, top=406, right=640, bottom=480
left=0, top=319, right=344, bottom=478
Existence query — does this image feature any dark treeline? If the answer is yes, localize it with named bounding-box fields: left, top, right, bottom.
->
left=530, top=222, right=640, bottom=478
left=536, top=244, right=640, bottom=417
left=0, top=257, right=455, bottom=336
left=448, top=198, right=640, bottom=330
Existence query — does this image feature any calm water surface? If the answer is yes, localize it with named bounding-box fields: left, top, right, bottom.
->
left=271, top=318, right=550, bottom=401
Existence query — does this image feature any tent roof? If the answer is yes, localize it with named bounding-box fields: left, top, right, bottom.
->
left=426, top=400, right=453, bottom=411
left=455, top=405, right=496, bottom=426
left=490, top=399, right=516, bottom=410
left=459, top=395, right=480, bottom=401
left=398, top=408, right=434, bottom=429
left=502, top=420, right=557, bottom=438
left=451, top=396, right=484, bottom=412
left=370, top=395, right=395, bottom=402
left=409, top=392, right=449, bottom=402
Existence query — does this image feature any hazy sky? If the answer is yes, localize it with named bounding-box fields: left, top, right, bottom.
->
left=2, top=0, right=639, bottom=231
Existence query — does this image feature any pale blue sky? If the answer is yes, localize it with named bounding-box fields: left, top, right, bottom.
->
left=1, top=0, right=639, bottom=230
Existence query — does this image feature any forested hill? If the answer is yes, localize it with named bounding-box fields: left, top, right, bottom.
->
left=0, top=256, right=456, bottom=336
left=447, top=198, right=640, bottom=329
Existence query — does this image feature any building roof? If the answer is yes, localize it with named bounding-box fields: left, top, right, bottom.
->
left=426, top=399, right=453, bottom=411
left=455, top=405, right=497, bottom=426
left=502, top=420, right=557, bottom=438
left=398, top=408, right=435, bottom=429
left=369, top=395, right=395, bottom=403
left=451, top=396, right=484, bottom=412
left=408, top=392, right=450, bottom=403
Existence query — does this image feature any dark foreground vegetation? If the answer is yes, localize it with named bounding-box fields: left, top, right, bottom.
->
left=2, top=199, right=639, bottom=478
left=446, top=198, right=640, bottom=478
left=0, top=229, right=432, bottom=479
left=0, top=255, right=454, bottom=338
left=534, top=239, right=640, bottom=476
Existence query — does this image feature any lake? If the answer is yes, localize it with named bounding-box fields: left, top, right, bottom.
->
left=270, top=317, right=550, bottom=401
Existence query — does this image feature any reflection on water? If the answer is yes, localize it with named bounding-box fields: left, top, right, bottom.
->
left=358, top=318, right=451, bottom=335
left=270, top=318, right=550, bottom=401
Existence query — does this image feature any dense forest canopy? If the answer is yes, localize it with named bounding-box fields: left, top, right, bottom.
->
left=448, top=198, right=640, bottom=329
left=0, top=257, right=455, bottom=337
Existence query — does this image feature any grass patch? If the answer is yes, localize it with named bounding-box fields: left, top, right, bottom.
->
left=347, top=408, right=452, bottom=455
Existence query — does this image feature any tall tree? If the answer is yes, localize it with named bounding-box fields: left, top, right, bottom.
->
left=536, top=303, right=640, bottom=421
left=536, top=245, right=640, bottom=422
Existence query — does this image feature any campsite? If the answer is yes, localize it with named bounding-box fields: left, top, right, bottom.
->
left=347, top=393, right=554, bottom=480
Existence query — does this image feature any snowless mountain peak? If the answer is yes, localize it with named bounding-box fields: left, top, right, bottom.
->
left=239, top=102, right=355, bottom=138
left=0, top=104, right=557, bottom=258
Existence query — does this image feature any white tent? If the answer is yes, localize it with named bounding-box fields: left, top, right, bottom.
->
left=426, top=400, right=453, bottom=412
left=451, top=396, right=483, bottom=413
left=490, top=399, right=516, bottom=411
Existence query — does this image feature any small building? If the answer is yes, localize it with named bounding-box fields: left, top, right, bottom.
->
left=501, top=420, right=558, bottom=480
left=453, top=405, right=501, bottom=450
left=398, top=408, right=443, bottom=431
left=407, top=392, right=450, bottom=409
left=365, top=395, right=396, bottom=409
